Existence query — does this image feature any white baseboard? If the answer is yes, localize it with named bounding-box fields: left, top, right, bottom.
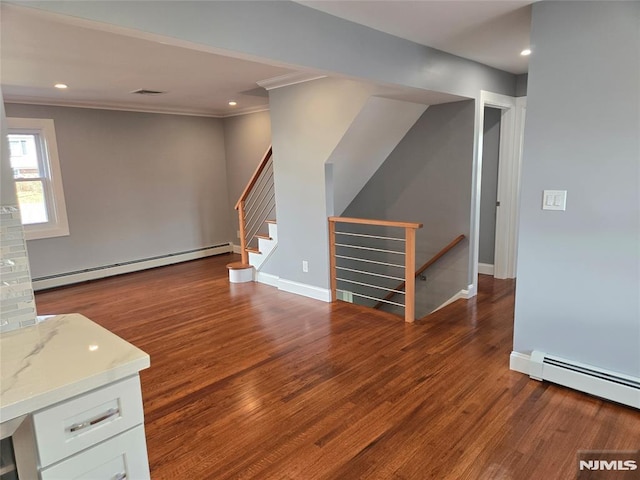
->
left=232, top=243, right=242, bottom=254
left=255, top=273, right=330, bottom=302
left=278, top=278, right=331, bottom=302
left=478, top=263, right=495, bottom=276
left=467, top=283, right=478, bottom=298
left=255, top=271, right=279, bottom=288
left=32, top=244, right=233, bottom=290
left=509, top=351, right=531, bottom=375
left=433, top=289, right=470, bottom=312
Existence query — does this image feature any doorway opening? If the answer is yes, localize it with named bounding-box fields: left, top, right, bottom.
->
left=479, top=107, right=502, bottom=276
left=469, top=92, right=526, bottom=296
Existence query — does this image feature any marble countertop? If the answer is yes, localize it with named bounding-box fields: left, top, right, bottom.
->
left=0, top=314, right=150, bottom=422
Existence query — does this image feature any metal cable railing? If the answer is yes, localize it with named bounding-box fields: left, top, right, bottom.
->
left=328, top=217, right=423, bottom=323
left=243, top=158, right=274, bottom=251
left=235, top=147, right=274, bottom=263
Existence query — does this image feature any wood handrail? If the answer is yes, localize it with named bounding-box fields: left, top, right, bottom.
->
left=235, top=146, right=273, bottom=210
left=373, top=234, right=466, bottom=309
left=329, top=216, right=423, bottom=230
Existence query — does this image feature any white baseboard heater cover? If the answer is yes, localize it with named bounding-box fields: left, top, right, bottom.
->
left=31, top=243, right=232, bottom=290
left=529, top=351, right=640, bottom=409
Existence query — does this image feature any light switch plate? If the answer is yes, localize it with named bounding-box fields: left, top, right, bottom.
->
left=542, top=190, right=567, bottom=211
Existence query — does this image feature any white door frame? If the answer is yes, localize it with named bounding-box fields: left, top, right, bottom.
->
left=468, top=92, right=526, bottom=296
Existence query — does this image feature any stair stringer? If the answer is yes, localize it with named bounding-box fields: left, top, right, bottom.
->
left=248, top=222, right=278, bottom=271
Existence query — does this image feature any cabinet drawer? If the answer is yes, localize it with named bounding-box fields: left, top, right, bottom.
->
left=40, top=425, right=150, bottom=480
left=33, top=376, right=144, bottom=468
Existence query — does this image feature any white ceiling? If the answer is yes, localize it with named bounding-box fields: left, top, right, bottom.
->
left=296, top=0, right=533, bottom=74
left=1, top=2, right=532, bottom=117
left=0, top=5, right=296, bottom=117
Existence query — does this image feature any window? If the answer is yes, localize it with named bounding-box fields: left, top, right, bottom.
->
left=7, top=118, right=69, bottom=240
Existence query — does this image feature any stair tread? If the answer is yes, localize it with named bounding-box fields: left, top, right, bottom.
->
left=265, top=219, right=277, bottom=224
left=226, top=262, right=252, bottom=270
left=255, top=234, right=273, bottom=240
left=245, top=247, right=261, bottom=254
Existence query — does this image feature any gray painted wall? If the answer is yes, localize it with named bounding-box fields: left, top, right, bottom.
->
left=5, top=103, right=230, bottom=279
left=222, top=110, right=272, bottom=242
left=515, top=74, right=528, bottom=97
left=327, top=97, right=427, bottom=216
left=23, top=1, right=516, bottom=99
left=513, top=1, right=640, bottom=376
left=268, top=77, right=378, bottom=287
left=343, top=100, right=475, bottom=315
left=479, top=107, right=501, bottom=265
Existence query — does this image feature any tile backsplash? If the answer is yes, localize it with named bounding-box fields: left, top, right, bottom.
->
left=0, top=205, right=37, bottom=332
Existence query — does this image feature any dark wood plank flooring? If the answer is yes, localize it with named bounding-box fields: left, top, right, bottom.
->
left=34, top=254, right=640, bottom=479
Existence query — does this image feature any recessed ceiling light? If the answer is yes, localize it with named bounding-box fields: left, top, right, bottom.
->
left=54, top=83, right=68, bottom=89
left=228, top=101, right=237, bottom=106
left=520, top=49, right=531, bottom=56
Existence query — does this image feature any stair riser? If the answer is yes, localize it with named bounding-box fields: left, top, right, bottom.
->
left=268, top=223, right=278, bottom=242
left=258, top=238, right=276, bottom=253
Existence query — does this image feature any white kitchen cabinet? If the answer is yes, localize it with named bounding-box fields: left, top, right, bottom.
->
left=39, top=425, right=149, bottom=480
left=1, top=315, right=151, bottom=480
left=33, top=376, right=145, bottom=468
left=13, top=375, right=150, bottom=480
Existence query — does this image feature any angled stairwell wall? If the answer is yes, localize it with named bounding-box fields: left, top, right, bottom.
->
left=326, top=97, right=427, bottom=216
left=342, top=100, right=475, bottom=317
left=263, top=78, right=428, bottom=300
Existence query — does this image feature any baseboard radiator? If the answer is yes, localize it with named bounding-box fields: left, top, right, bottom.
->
left=529, top=351, right=640, bottom=409
left=32, top=243, right=232, bottom=291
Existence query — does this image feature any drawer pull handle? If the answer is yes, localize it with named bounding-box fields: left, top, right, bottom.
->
left=113, top=473, right=127, bottom=480
left=68, top=408, right=120, bottom=433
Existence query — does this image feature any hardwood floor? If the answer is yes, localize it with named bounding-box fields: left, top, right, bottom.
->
left=35, top=254, right=639, bottom=479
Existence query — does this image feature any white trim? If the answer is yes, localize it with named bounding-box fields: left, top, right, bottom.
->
left=4, top=98, right=269, bottom=119
left=255, top=271, right=279, bottom=288
left=433, top=289, right=470, bottom=312
left=8, top=117, right=70, bottom=240
left=257, top=72, right=327, bottom=91
left=232, top=243, right=242, bottom=254
left=510, top=97, right=527, bottom=278
left=222, top=107, right=270, bottom=118
left=493, top=97, right=526, bottom=279
left=278, top=278, right=331, bottom=302
left=470, top=91, right=522, bottom=295
left=478, top=263, right=495, bottom=276
left=32, top=244, right=232, bottom=290
left=509, top=351, right=531, bottom=375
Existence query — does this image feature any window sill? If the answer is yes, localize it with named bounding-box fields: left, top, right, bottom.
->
left=24, top=225, right=70, bottom=241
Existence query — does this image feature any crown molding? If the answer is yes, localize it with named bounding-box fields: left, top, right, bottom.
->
left=257, top=72, right=327, bottom=91
left=3, top=97, right=270, bottom=119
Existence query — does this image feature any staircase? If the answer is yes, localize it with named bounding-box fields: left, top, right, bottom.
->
left=227, top=147, right=277, bottom=283
left=247, top=219, right=277, bottom=270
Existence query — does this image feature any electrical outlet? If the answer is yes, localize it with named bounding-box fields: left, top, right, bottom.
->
left=302, top=260, right=309, bottom=273
left=237, top=230, right=241, bottom=239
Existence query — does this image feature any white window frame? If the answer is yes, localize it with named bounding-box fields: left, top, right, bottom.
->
left=7, top=118, right=69, bottom=240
